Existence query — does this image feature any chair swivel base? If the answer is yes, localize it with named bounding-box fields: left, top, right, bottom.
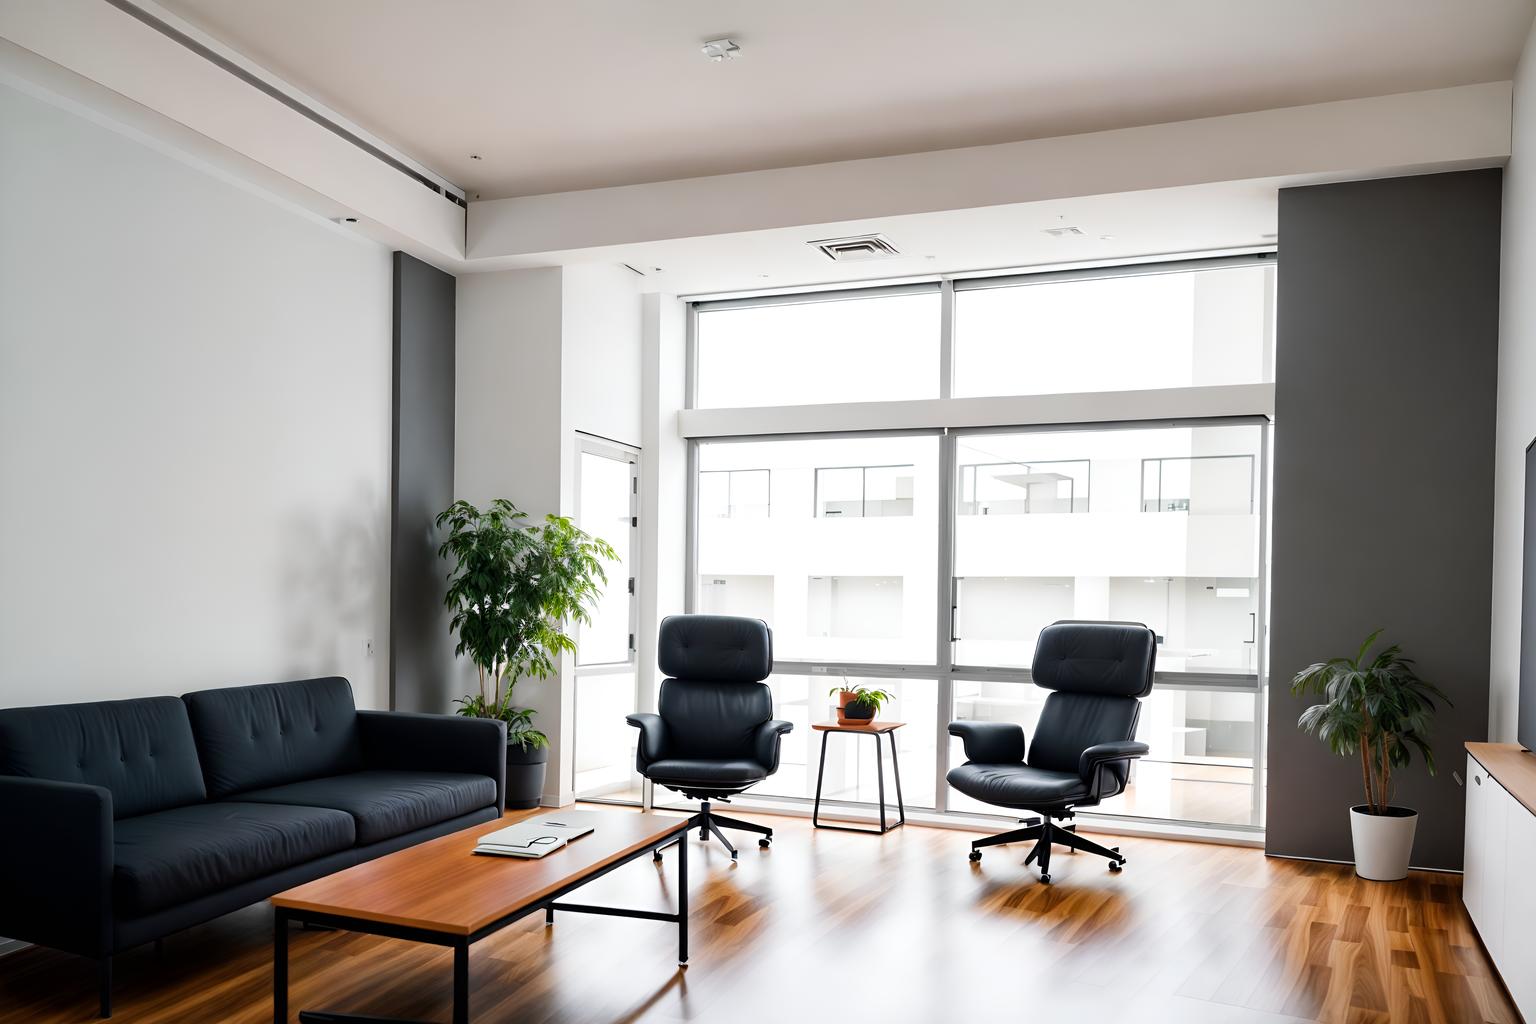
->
left=652, top=799, right=772, bottom=861
left=967, top=816, right=1127, bottom=883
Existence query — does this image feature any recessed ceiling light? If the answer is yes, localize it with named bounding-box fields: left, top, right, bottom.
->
left=1099, top=235, right=1114, bottom=241
left=1043, top=226, right=1084, bottom=237
left=701, top=38, right=741, bottom=62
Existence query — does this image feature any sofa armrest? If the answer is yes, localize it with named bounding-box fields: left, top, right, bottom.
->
left=1078, top=740, right=1150, bottom=797
left=358, top=711, right=508, bottom=811
left=948, top=721, right=1026, bottom=764
left=625, top=713, right=667, bottom=768
left=753, top=719, right=794, bottom=774
left=0, top=777, right=113, bottom=957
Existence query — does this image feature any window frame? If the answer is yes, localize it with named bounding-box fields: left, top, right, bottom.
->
left=677, top=252, right=1275, bottom=835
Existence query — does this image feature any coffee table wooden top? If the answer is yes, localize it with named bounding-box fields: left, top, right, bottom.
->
left=812, top=720, right=905, bottom=734
left=271, top=809, right=690, bottom=937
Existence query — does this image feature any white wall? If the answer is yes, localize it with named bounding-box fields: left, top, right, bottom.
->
left=0, top=80, right=393, bottom=710
left=1492, top=18, right=1536, bottom=742
left=454, top=264, right=643, bottom=805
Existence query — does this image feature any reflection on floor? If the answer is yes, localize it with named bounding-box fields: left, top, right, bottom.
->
left=0, top=807, right=1505, bottom=1023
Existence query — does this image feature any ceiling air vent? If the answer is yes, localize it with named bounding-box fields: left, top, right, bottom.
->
left=1043, top=226, right=1084, bottom=237
left=808, top=234, right=901, bottom=262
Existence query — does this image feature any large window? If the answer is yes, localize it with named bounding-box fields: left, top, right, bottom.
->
left=684, top=255, right=1274, bottom=832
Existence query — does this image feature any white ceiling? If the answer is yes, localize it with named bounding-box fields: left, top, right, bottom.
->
left=159, top=0, right=1534, bottom=200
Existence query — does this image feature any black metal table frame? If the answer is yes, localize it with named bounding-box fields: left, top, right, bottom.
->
left=811, top=728, right=906, bottom=834
left=274, top=819, right=692, bottom=1024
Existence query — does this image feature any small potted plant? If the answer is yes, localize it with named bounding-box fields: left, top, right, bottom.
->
left=1290, top=629, right=1450, bottom=881
left=830, top=684, right=895, bottom=725
left=437, top=499, right=615, bottom=809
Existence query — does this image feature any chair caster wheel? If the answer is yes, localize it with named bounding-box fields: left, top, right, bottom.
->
left=759, top=838, right=771, bottom=848
left=1040, top=873, right=1052, bottom=884
left=969, top=850, right=982, bottom=862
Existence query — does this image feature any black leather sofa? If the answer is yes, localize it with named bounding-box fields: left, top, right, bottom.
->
left=0, top=676, right=506, bottom=1017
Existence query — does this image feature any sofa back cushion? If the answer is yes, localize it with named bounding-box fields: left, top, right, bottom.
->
left=0, top=696, right=206, bottom=818
left=182, top=677, right=361, bottom=798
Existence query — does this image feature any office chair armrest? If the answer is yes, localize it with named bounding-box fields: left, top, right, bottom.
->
left=948, top=721, right=1026, bottom=763
left=625, top=712, right=668, bottom=765
left=753, top=719, right=794, bottom=773
left=1078, top=740, right=1149, bottom=791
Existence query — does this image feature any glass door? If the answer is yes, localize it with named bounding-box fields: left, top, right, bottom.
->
left=572, top=435, right=641, bottom=803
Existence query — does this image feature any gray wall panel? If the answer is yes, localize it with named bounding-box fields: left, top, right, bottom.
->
left=390, top=252, right=457, bottom=713
left=1266, top=170, right=1500, bottom=869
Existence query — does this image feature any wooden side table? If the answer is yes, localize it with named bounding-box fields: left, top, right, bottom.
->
left=810, top=720, right=906, bottom=834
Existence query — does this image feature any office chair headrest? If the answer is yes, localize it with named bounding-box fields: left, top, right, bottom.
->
left=1031, top=621, right=1157, bottom=698
left=657, top=614, right=773, bottom=682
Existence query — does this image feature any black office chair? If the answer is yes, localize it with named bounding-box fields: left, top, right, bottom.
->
left=947, top=620, right=1155, bottom=883
left=627, top=614, right=792, bottom=860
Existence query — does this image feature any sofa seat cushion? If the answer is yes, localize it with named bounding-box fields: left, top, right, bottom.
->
left=114, top=801, right=356, bottom=916
left=235, top=770, right=497, bottom=845
left=644, top=758, right=768, bottom=787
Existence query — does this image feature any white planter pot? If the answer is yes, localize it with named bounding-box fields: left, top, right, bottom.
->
left=1349, top=805, right=1418, bottom=880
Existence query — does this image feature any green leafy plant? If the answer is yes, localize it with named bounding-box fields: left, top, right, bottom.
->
left=830, top=684, right=895, bottom=716
left=1290, top=629, right=1450, bottom=815
left=437, top=499, right=616, bottom=750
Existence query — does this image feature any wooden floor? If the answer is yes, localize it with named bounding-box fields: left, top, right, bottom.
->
left=0, top=807, right=1516, bottom=1024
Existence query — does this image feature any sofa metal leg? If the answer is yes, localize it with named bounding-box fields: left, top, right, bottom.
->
left=98, top=955, right=112, bottom=1019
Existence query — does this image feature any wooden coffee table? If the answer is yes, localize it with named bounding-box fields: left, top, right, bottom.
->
left=271, top=809, right=692, bottom=1024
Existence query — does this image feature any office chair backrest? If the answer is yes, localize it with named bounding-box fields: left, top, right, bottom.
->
left=657, top=614, right=774, bottom=759
left=1026, top=621, right=1157, bottom=774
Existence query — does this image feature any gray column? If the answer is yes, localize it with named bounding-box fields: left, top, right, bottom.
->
left=390, top=252, right=457, bottom=712
left=1267, top=170, right=1501, bottom=869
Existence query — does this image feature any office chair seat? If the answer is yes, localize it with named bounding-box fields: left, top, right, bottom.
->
left=946, top=763, right=1089, bottom=808
left=644, top=758, right=770, bottom=787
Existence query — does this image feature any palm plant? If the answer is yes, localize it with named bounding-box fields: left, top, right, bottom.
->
left=1290, top=629, right=1450, bottom=815
left=436, top=499, right=616, bottom=749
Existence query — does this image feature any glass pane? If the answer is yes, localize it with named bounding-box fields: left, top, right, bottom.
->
left=953, top=424, right=1262, bottom=673
left=699, top=470, right=731, bottom=520
left=816, top=467, right=865, bottom=518
left=576, top=450, right=632, bottom=666
left=749, top=674, right=938, bottom=808
left=947, top=680, right=1257, bottom=826
left=863, top=465, right=915, bottom=517
left=695, top=292, right=941, bottom=408
left=698, top=435, right=939, bottom=665
left=572, top=669, right=642, bottom=802
left=959, top=459, right=1089, bottom=516
left=953, top=264, right=1274, bottom=398
left=733, top=469, right=771, bottom=518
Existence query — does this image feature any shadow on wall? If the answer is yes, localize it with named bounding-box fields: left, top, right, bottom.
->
left=278, top=480, right=388, bottom=699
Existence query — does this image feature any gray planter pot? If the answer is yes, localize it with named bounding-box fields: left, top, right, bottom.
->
left=505, top=743, right=549, bottom=810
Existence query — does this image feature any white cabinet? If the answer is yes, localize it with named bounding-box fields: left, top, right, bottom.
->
left=1505, top=801, right=1536, bottom=1014
left=1463, top=751, right=1509, bottom=960
left=1464, top=748, right=1535, bottom=1021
